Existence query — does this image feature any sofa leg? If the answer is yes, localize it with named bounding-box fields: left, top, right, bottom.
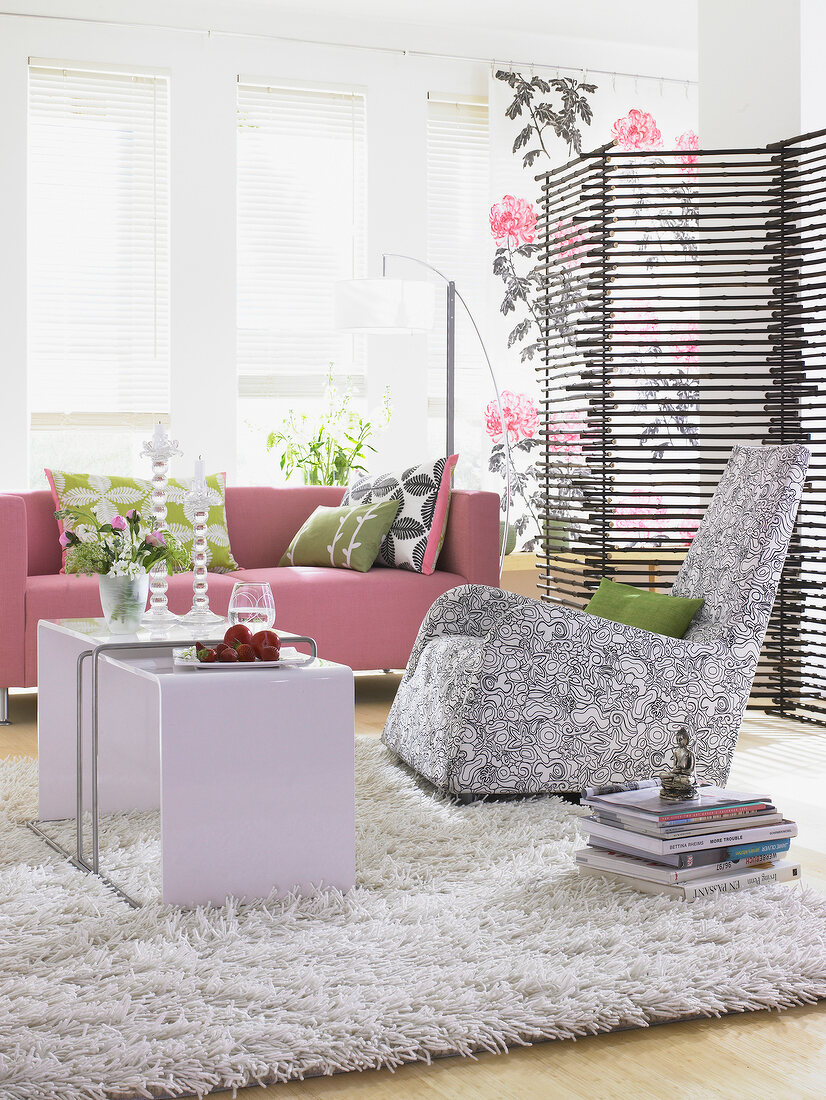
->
left=0, top=688, right=10, bottom=725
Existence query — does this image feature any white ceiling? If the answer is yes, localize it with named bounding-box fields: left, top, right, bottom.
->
left=228, top=0, right=698, bottom=50
left=10, top=0, right=699, bottom=74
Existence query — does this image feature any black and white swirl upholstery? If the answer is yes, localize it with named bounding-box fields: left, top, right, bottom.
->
left=381, top=445, right=810, bottom=795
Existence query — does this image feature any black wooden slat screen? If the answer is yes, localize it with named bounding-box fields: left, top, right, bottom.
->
left=535, top=130, right=825, bottom=724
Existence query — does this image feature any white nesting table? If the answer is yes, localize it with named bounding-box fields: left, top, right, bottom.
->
left=35, top=618, right=356, bottom=907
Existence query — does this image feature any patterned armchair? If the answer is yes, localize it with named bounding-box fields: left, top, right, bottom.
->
left=382, top=444, right=809, bottom=795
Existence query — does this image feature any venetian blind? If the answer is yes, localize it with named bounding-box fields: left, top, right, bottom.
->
left=426, top=96, right=489, bottom=480
left=28, top=63, right=170, bottom=431
left=236, top=81, right=367, bottom=400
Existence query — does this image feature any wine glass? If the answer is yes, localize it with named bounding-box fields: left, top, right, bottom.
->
left=228, top=582, right=276, bottom=629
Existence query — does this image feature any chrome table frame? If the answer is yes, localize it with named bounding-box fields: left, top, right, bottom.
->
left=27, top=629, right=317, bottom=907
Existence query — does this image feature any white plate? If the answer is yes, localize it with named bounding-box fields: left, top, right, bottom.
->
left=174, top=646, right=312, bottom=670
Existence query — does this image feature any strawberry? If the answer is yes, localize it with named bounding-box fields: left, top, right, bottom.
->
left=224, top=624, right=253, bottom=647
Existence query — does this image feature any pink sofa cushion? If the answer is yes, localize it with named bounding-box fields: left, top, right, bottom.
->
left=224, top=486, right=345, bottom=569
left=25, top=564, right=468, bottom=682
left=226, top=565, right=468, bottom=671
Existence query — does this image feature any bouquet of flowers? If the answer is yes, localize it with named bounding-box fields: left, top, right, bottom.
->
left=56, top=506, right=188, bottom=576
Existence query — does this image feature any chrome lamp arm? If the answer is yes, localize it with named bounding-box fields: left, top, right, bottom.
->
left=382, top=252, right=512, bottom=579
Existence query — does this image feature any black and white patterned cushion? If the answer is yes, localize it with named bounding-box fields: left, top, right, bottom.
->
left=382, top=444, right=810, bottom=794
left=342, top=456, right=455, bottom=574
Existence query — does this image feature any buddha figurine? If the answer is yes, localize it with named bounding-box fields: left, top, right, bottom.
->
left=660, top=727, right=699, bottom=802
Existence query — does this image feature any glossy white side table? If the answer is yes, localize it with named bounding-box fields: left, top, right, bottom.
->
left=36, top=618, right=356, bottom=906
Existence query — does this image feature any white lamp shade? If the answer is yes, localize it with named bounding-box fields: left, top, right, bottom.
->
left=335, top=278, right=435, bottom=333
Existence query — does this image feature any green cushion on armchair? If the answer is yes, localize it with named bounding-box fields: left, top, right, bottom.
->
left=584, top=578, right=704, bottom=639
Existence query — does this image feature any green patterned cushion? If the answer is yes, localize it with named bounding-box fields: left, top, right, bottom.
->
left=46, top=469, right=240, bottom=573
left=279, top=500, right=401, bottom=572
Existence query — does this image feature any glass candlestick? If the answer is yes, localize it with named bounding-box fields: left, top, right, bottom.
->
left=180, top=484, right=223, bottom=628
left=140, top=426, right=182, bottom=626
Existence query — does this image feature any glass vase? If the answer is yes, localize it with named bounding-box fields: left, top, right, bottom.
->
left=98, top=573, right=150, bottom=634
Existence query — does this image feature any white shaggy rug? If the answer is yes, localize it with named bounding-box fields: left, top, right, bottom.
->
left=1, top=738, right=826, bottom=1100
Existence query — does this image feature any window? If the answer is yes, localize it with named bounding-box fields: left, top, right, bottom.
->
left=426, top=95, right=489, bottom=484
left=28, top=62, right=169, bottom=485
left=236, top=80, right=367, bottom=483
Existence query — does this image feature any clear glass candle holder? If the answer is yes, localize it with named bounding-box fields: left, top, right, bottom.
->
left=228, top=582, right=276, bottom=629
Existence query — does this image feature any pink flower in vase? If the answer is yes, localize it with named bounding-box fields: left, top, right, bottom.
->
left=675, top=130, right=699, bottom=167
left=145, top=531, right=166, bottom=547
left=110, top=515, right=128, bottom=531
left=611, top=110, right=663, bottom=151
left=59, top=531, right=72, bottom=548
left=485, top=390, right=538, bottom=444
left=490, top=196, right=537, bottom=247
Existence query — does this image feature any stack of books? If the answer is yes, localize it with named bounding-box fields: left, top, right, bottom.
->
left=575, top=780, right=801, bottom=900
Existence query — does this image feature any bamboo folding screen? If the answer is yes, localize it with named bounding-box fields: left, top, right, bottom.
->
left=535, top=129, right=825, bottom=723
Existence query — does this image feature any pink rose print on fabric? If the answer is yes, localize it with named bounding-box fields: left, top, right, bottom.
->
left=614, top=494, right=666, bottom=533
left=490, top=195, right=537, bottom=247
left=678, top=512, right=703, bottom=545
left=675, top=130, right=699, bottom=166
left=611, top=110, right=663, bottom=151
left=675, top=321, right=699, bottom=366
left=484, top=390, right=539, bottom=444
left=615, top=494, right=702, bottom=545
left=547, top=408, right=585, bottom=458
left=625, top=308, right=659, bottom=335
left=552, top=220, right=586, bottom=266
left=619, top=306, right=660, bottom=358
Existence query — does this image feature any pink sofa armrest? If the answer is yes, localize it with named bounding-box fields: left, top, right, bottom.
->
left=0, top=495, right=27, bottom=687
left=436, top=490, right=500, bottom=586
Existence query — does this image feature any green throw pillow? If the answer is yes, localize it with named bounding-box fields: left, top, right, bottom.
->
left=279, top=500, right=401, bottom=572
left=584, top=578, right=704, bottom=639
left=46, top=468, right=240, bottom=572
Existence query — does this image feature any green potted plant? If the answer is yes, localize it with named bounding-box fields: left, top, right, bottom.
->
left=267, top=368, right=391, bottom=487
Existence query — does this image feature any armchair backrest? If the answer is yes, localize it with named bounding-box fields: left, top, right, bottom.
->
left=671, top=444, right=809, bottom=658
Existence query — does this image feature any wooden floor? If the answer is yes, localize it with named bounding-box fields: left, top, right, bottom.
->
left=2, top=681, right=825, bottom=1100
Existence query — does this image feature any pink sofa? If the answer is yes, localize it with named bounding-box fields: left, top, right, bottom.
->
left=0, top=485, right=500, bottom=697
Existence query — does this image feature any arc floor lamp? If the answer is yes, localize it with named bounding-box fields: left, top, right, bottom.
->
left=335, top=253, right=512, bottom=576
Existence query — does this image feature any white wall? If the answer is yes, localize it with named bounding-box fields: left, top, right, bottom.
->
left=0, top=4, right=696, bottom=490
left=698, top=0, right=826, bottom=147
left=801, top=0, right=826, bottom=134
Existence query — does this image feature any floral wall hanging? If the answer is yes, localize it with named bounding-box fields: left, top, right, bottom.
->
left=487, top=70, right=699, bottom=551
